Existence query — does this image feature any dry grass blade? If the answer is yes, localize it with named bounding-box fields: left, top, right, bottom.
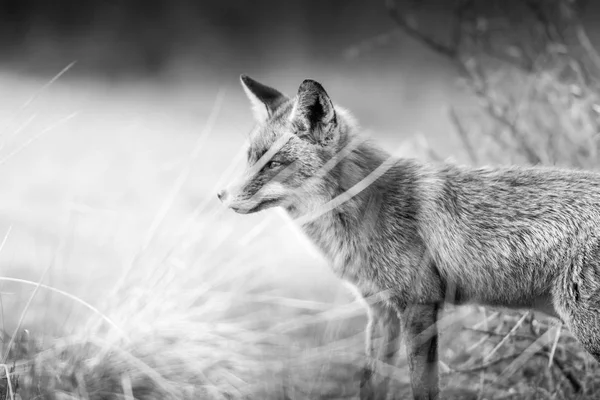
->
left=75, top=371, right=90, bottom=400
left=0, top=364, right=14, bottom=400
left=108, top=89, right=227, bottom=299
left=2, top=265, right=52, bottom=365
left=36, top=336, right=180, bottom=398
left=221, top=292, right=332, bottom=312
left=294, top=143, right=407, bottom=226
left=483, top=312, right=529, bottom=362
left=0, top=112, right=78, bottom=167
left=0, top=277, right=126, bottom=339
left=452, top=352, right=524, bottom=374
left=466, top=308, right=496, bottom=353
left=302, top=133, right=370, bottom=182
left=498, top=326, right=555, bottom=380
left=547, top=322, right=562, bottom=369
left=263, top=134, right=372, bottom=247
left=0, top=226, right=13, bottom=262
left=171, top=138, right=248, bottom=243
left=237, top=212, right=275, bottom=246
left=0, top=114, right=35, bottom=153
left=3, top=216, right=75, bottom=364
left=19, top=61, right=77, bottom=111
left=0, top=225, right=12, bottom=338
left=473, top=311, right=500, bottom=330
left=141, top=88, right=227, bottom=251
left=0, top=61, right=76, bottom=134
left=122, top=373, right=134, bottom=400
left=277, top=208, right=324, bottom=261
left=254, top=135, right=370, bottom=223
left=465, top=334, right=489, bottom=354
left=270, top=302, right=366, bottom=335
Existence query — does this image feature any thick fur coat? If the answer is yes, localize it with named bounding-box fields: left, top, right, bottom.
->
left=219, top=75, right=600, bottom=400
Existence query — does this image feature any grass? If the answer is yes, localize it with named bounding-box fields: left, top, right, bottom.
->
left=0, top=69, right=376, bottom=399
left=0, top=64, right=599, bottom=400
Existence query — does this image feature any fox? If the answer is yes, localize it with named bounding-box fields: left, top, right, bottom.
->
left=217, top=75, right=600, bottom=400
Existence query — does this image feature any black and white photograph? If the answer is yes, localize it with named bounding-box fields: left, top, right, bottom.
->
left=0, top=1, right=599, bottom=399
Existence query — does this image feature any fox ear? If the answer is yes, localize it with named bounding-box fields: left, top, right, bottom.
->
left=240, top=75, right=288, bottom=123
left=290, top=79, right=337, bottom=145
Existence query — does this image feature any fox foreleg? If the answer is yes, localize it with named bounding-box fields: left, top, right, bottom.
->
left=402, top=303, right=440, bottom=400
left=360, top=300, right=403, bottom=400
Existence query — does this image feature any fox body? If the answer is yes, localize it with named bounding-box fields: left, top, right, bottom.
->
left=219, top=75, right=600, bottom=400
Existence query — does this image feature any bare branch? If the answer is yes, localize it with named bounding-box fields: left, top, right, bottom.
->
left=574, top=21, right=600, bottom=77
left=448, top=107, right=479, bottom=163
left=525, top=0, right=564, bottom=43
left=386, top=0, right=457, bottom=60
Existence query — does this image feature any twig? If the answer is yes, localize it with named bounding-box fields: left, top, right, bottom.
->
left=453, top=352, right=523, bottom=373
left=547, top=351, right=582, bottom=393
left=386, top=0, right=457, bottom=60
left=478, top=91, right=542, bottom=164
left=448, top=107, right=479, bottom=163
left=575, top=21, right=600, bottom=76
left=484, top=312, right=529, bottom=362
left=451, top=0, right=474, bottom=56
left=463, top=326, right=536, bottom=342
left=525, top=0, right=563, bottom=43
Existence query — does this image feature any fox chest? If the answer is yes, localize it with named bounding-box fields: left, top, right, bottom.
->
left=315, top=238, right=403, bottom=301
left=302, top=220, right=370, bottom=283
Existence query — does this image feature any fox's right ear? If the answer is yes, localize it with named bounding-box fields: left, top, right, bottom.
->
left=240, top=75, right=288, bottom=123
left=289, top=79, right=337, bottom=146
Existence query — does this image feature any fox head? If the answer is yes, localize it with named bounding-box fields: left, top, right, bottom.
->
left=218, top=75, right=357, bottom=216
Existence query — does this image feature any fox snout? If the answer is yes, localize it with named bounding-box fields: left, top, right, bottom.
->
left=218, top=177, right=289, bottom=214
left=217, top=188, right=240, bottom=212
left=217, top=184, right=264, bottom=214
left=217, top=187, right=246, bottom=213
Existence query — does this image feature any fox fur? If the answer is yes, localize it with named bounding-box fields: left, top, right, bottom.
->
left=218, top=75, right=600, bottom=400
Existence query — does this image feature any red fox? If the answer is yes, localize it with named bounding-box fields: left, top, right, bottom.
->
left=218, top=75, right=600, bottom=400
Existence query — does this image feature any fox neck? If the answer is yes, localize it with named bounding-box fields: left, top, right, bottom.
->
left=293, top=139, right=391, bottom=277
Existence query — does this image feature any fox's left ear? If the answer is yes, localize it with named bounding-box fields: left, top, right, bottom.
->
left=240, top=75, right=288, bottom=123
left=289, top=79, right=337, bottom=146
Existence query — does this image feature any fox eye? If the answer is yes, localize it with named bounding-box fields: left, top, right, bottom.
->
left=267, top=161, right=282, bottom=169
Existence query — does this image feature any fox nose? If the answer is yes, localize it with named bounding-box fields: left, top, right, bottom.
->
left=217, top=189, right=227, bottom=202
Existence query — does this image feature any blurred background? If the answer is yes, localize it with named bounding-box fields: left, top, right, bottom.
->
left=0, top=0, right=467, bottom=325
left=1, top=1, right=600, bottom=399
left=0, top=0, right=469, bottom=136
